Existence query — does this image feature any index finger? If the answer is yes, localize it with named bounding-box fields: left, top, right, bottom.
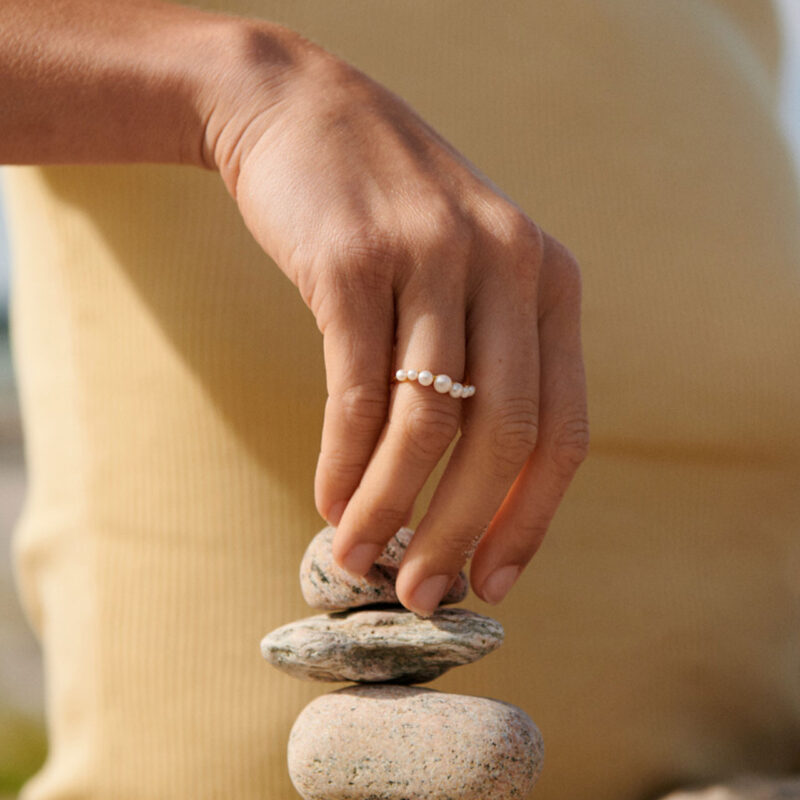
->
left=313, top=271, right=395, bottom=528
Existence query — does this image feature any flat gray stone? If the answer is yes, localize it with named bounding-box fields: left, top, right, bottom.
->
left=288, top=684, right=544, bottom=800
left=260, top=607, right=503, bottom=684
left=300, top=526, right=468, bottom=611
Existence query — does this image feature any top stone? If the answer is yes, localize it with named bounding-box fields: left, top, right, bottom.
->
left=300, top=526, right=468, bottom=611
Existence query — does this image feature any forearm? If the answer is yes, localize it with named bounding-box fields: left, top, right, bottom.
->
left=0, top=0, right=300, bottom=167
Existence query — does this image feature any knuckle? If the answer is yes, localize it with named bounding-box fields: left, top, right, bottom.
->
left=318, top=446, right=367, bottom=484
left=552, top=244, right=583, bottom=295
left=330, top=222, right=407, bottom=269
left=487, top=398, right=539, bottom=476
left=508, top=223, right=544, bottom=289
left=311, top=228, right=402, bottom=312
left=308, top=227, right=419, bottom=333
left=479, top=207, right=544, bottom=313
left=307, top=261, right=388, bottom=333
left=510, top=518, right=549, bottom=559
left=300, top=271, right=335, bottom=331
left=547, top=417, right=590, bottom=477
left=335, top=380, right=389, bottom=431
left=540, top=234, right=583, bottom=305
left=402, top=400, right=461, bottom=462
left=440, top=534, right=480, bottom=566
left=426, top=523, right=484, bottom=567
left=511, top=216, right=545, bottom=263
left=403, top=191, right=471, bottom=245
left=399, top=202, right=473, bottom=293
left=358, top=503, right=408, bottom=532
left=421, top=204, right=473, bottom=260
left=484, top=205, right=544, bottom=259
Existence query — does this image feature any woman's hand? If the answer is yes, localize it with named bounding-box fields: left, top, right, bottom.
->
left=1, top=0, right=587, bottom=618
left=205, top=23, right=589, bottom=616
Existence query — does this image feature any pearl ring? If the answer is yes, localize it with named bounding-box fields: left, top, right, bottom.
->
left=393, top=369, right=476, bottom=399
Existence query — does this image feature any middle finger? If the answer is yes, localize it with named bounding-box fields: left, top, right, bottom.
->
left=394, top=256, right=540, bottom=615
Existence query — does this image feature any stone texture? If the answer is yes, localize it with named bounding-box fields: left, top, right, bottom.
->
left=300, top=526, right=468, bottom=611
left=288, top=684, right=544, bottom=800
left=260, top=607, right=503, bottom=684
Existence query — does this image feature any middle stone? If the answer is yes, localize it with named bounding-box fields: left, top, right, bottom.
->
left=261, top=607, right=504, bottom=684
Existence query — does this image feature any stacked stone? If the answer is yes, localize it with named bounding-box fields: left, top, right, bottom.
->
left=261, top=526, right=545, bottom=800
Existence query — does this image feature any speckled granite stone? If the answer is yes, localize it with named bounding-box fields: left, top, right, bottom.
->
left=300, top=526, right=468, bottom=611
left=288, top=684, right=544, bottom=800
left=260, top=607, right=503, bottom=684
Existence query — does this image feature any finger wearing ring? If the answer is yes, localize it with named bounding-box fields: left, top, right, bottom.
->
left=394, top=369, right=476, bottom=399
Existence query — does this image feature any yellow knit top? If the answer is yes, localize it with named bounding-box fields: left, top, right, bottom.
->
left=5, top=2, right=800, bottom=798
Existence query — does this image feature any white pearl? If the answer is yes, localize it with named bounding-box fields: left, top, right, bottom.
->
left=406, top=369, right=419, bottom=381
left=467, top=385, right=477, bottom=397
left=395, top=369, right=408, bottom=381
left=433, top=374, right=453, bottom=394
left=417, top=370, right=434, bottom=386
left=462, top=385, right=472, bottom=397
left=449, top=382, right=463, bottom=398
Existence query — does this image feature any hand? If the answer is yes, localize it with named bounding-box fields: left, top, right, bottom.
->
left=204, top=22, right=589, bottom=616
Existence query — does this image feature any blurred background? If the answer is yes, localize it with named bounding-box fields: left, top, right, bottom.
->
left=1, top=3, right=800, bottom=796
left=0, top=186, right=46, bottom=794
left=0, top=185, right=47, bottom=795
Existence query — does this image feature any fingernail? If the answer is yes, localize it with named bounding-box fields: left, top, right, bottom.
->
left=339, top=542, right=382, bottom=577
left=481, top=565, right=521, bottom=605
left=407, top=574, right=450, bottom=617
left=326, top=500, right=347, bottom=526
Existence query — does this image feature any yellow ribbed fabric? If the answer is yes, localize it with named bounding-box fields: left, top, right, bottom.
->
left=5, top=2, right=800, bottom=798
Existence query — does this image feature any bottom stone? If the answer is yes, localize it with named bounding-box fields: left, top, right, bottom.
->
left=288, top=684, right=544, bottom=800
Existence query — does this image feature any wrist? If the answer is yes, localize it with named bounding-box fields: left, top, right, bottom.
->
left=0, top=1, right=313, bottom=169
left=195, top=18, right=324, bottom=188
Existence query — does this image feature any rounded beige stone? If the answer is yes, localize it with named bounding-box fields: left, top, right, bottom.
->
left=288, top=684, right=544, bottom=800
left=300, top=526, right=468, bottom=611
